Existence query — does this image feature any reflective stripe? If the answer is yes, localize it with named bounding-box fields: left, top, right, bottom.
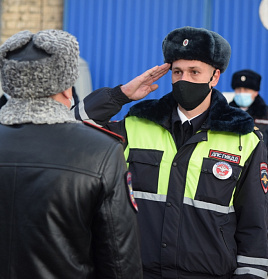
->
left=234, top=267, right=267, bottom=278
left=134, top=191, right=167, bottom=202
left=237, top=255, right=268, bottom=266
left=78, top=101, right=90, bottom=120
left=133, top=194, right=235, bottom=213
left=255, top=119, right=268, bottom=125
left=183, top=197, right=235, bottom=214
left=76, top=101, right=103, bottom=126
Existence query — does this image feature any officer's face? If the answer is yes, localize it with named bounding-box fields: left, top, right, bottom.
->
left=171, top=59, right=220, bottom=86
left=234, top=87, right=258, bottom=100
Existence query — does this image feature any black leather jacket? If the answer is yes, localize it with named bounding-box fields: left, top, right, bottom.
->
left=0, top=122, right=142, bottom=279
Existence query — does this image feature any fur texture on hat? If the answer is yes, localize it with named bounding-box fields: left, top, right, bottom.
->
left=0, top=29, right=79, bottom=98
left=162, top=26, right=231, bottom=73
left=231, top=69, right=261, bottom=91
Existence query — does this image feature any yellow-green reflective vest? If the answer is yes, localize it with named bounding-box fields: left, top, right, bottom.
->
left=124, top=116, right=259, bottom=206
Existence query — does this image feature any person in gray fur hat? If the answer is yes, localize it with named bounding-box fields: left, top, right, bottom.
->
left=73, top=26, right=268, bottom=279
left=229, top=69, right=268, bottom=149
left=0, top=29, right=143, bottom=279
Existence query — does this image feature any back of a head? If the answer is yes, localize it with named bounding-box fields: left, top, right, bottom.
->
left=0, top=29, right=79, bottom=99
left=231, top=69, right=262, bottom=91
left=162, top=26, right=231, bottom=73
left=0, top=30, right=80, bottom=125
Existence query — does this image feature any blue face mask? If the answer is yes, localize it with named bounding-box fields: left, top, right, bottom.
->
left=234, top=93, right=253, bottom=108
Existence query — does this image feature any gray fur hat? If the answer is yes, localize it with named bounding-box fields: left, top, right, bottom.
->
left=162, top=26, right=231, bottom=73
left=0, top=29, right=79, bottom=98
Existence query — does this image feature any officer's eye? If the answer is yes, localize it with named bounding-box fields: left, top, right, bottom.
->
left=173, top=70, right=182, bottom=75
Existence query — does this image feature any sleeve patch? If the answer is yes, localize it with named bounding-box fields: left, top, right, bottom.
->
left=126, top=171, right=138, bottom=212
left=260, top=162, right=268, bottom=194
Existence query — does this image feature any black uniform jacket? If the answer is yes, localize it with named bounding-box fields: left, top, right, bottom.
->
left=230, top=95, right=268, bottom=149
left=0, top=122, right=142, bottom=279
left=74, top=87, right=268, bottom=279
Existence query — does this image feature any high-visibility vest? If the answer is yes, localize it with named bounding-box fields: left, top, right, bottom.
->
left=124, top=115, right=259, bottom=204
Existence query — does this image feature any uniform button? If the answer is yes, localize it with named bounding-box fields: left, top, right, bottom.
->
left=162, top=243, right=167, bottom=248
left=166, top=202, right=172, bottom=207
left=172, top=162, right=177, bottom=167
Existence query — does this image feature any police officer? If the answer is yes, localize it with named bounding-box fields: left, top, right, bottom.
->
left=74, top=26, right=268, bottom=279
left=229, top=69, right=268, bottom=148
left=0, top=30, right=142, bottom=279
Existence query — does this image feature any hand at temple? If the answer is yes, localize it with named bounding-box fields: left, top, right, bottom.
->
left=120, top=63, right=170, bottom=101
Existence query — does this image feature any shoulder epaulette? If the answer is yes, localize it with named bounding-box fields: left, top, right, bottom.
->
left=253, top=126, right=263, bottom=141
left=83, top=120, right=125, bottom=143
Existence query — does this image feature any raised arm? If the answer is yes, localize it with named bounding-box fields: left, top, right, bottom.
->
left=74, top=63, right=170, bottom=124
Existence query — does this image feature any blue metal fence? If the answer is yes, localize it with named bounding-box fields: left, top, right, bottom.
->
left=64, top=0, right=268, bottom=120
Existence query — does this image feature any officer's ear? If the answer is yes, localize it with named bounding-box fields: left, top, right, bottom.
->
left=51, top=87, right=73, bottom=108
left=62, top=87, right=73, bottom=100
left=211, top=69, right=220, bottom=87
left=253, top=90, right=259, bottom=99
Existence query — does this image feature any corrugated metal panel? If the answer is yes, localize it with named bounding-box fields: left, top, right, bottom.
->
left=64, top=0, right=207, bottom=119
left=64, top=0, right=268, bottom=120
left=212, top=0, right=268, bottom=101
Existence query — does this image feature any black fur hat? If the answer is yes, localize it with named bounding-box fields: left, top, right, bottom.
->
left=231, top=69, right=261, bottom=91
left=162, top=26, right=231, bottom=73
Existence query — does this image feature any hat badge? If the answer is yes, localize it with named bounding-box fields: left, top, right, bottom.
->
left=241, top=75, right=246, bottom=82
left=183, top=39, right=189, bottom=46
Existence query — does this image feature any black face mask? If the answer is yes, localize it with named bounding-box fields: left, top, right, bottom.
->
left=172, top=71, right=216, bottom=111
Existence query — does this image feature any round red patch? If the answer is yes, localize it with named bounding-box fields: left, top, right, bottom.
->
left=212, top=161, right=232, bottom=180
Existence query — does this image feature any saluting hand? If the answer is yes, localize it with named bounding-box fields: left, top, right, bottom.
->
left=120, top=63, right=170, bottom=101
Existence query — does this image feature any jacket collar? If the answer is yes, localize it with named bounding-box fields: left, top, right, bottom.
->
left=230, top=95, right=268, bottom=119
left=128, top=89, right=254, bottom=135
left=0, top=97, right=79, bottom=125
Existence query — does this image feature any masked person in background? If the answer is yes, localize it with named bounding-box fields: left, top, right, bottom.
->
left=0, top=29, right=142, bottom=279
left=229, top=69, right=268, bottom=149
left=74, top=26, right=268, bottom=279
